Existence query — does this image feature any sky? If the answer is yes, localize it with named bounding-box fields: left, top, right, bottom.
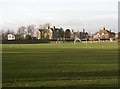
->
left=0, top=0, right=119, bottom=33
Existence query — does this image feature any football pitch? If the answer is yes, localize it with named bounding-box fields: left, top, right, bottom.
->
left=2, top=42, right=119, bottom=88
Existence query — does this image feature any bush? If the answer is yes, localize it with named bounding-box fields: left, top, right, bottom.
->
left=15, top=35, right=22, bottom=40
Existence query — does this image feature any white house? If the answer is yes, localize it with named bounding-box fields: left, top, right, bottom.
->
left=7, top=34, right=15, bottom=40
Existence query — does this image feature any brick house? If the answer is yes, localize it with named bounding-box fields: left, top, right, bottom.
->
left=93, top=27, right=115, bottom=41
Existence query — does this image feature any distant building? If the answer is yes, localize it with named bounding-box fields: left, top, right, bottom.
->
left=39, top=29, right=45, bottom=39
left=71, top=29, right=89, bottom=40
left=7, top=34, right=15, bottom=40
left=79, top=29, right=89, bottom=40
left=52, top=26, right=60, bottom=39
left=115, top=33, right=118, bottom=39
left=38, top=27, right=53, bottom=39
left=65, top=29, right=71, bottom=38
left=36, top=30, right=41, bottom=40
left=115, top=32, right=120, bottom=40
left=52, top=26, right=64, bottom=39
left=93, top=27, right=115, bottom=41
left=72, top=31, right=80, bottom=38
left=47, top=28, right=53, bottom=39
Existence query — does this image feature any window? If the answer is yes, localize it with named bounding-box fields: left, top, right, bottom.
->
left=102, top=33, right=104, bottom=35
left=9, top=36, right=12, bottom=38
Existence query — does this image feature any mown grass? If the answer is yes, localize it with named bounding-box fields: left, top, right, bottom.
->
left=2, top=42, right=119, bottom=88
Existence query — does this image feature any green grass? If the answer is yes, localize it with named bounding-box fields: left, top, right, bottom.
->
left=2, top=42, right=119, bottom=88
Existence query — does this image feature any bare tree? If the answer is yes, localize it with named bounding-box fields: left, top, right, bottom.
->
left=38, top=23, right=51, bottom=38
left=39, top=23, right=50, bottom=29
left=17, top=26, right=26, bottom=35
left=1, top=30, right=6, bottom=40
left=26, top=25, right=35, bottom=38
left=16, top=26, right=26, bottom=40
left=2, top=29, right=14, bottom=40
left=45, top=23, right=50, bottom=29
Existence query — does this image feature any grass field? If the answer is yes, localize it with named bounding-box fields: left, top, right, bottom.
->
left=2, top=42, right=119, bottom=88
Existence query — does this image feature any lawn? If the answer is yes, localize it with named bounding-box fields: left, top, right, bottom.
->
left=2, top=42, right=119, bottom=88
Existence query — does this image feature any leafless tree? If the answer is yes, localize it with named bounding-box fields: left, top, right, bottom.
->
left=16, top=26, right=26, bottom=40
left=45, top=23, right=50, bottom=29
left=38, top=23, right=51, bottom=38
left=39, top=23, right=50, bottom=29
left=26, top=25, right=35, bottom=38
left=17, top=26, right=26, bottom=35
left=2, top=29, right=14, bottom=40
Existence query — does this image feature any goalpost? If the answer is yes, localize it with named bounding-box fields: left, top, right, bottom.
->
left=74, top=37, right=81, bottom=45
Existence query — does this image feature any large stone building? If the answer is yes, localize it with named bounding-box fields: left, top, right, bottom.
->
left=79, top=29, right=89, bottom=40
left=36, top=30, right=41, bottom=40
left=37, top=27, right=53, bottom=39
left=52, top=26, right=64, bottom=39
left=46, top=28, right=53, bottom=39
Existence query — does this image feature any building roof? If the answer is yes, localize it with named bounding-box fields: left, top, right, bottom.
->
left=95, top=28, right=111, bottom=35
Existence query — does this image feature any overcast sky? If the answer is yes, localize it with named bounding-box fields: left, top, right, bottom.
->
left=0, top=0, right=119, bottom=33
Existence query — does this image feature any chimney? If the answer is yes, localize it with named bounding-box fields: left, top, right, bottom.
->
left=83, top=29, right=85, bottom=33
left=109, top=29, right=111, bottom=32
left=53, top=26, right=55, bottom=30
left=48, top=26, right=50, bottom=29
left=103, top=27, right=105, bottom=30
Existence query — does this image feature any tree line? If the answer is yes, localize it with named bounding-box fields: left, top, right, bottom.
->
left=1, top=23, right=120, bottom=41
left=1, top=23, right=84, bottom=40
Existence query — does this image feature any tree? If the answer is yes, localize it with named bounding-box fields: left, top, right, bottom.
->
left=26, top=25, right=35, bottom=38
left=38, top=23, right=51, bottom=39
left=2, top=29, right=14, bottom=40
left=15, top=34, right=22, bottom=40
left=39, top=23, right=50, bottom=29
left=45, top=23, right=50, bottom=29
left=1, top=30, right=7, bottom=40
left=17, top=26, right=26, bottom=39
left=17, top=26, right=26, bottom=35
